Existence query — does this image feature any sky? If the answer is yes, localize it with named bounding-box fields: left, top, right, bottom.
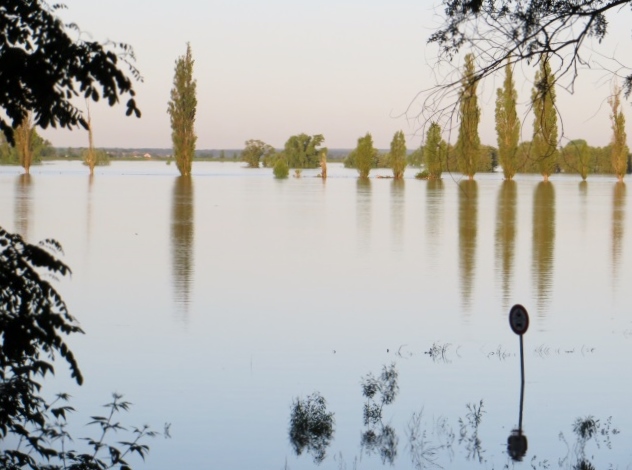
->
left=39, top=0, right=632, bottom=151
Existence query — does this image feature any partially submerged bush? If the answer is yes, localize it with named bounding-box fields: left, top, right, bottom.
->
left=274, top=158, right=289, bottom=179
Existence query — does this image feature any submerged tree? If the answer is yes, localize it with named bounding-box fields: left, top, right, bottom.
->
left=320, top=149, right=328, bottom=179
left=242, top=139, right=275, bottom=168
left=532, top=57, right=559, bottom=181
left=14, top=112, right=34, bottom=174
left=389, top=130, right=407, bottom=179
left=609, top=85, right=629, bottom=182
left=168, top=43, right=197, bottom=177
left=424, top=122, right=446, bottom=179
left=560, top=140, right=591, bottom=180
left=84, top=103, right=97, bottom=175
left=456, top=53, right=481, bottom=180
left=355, top=133, right=376, bottom=179
left=495, top=61, right=520, bottom=180
left=273, top=157, right=289, bottom=178
left=284, top=134, right=326, bottom=169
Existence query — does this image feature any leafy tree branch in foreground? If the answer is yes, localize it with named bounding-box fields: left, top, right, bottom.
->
left=0, top=0, right=142, bottom=144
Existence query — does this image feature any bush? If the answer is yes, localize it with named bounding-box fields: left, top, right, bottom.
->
left=273, top=158, right=289, bottom=178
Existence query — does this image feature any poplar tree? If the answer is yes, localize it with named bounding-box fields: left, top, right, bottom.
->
left=389, top=130, right=407, bottom=179
left=84, top=104, right=97, bottom=175
left=495, top=61, right=520, bottom=180
left=355, top=133, right=375, bottom=179
left=456, top=53, right=481, bottom=180
left=168, top=43, right=197, bottom=177
left=531, top=57, right=558, bottom=181
left=14, top=113, right=33, bottom=174
left=424, top=122, right=446, bottom=179
left=609, top=84, right=629, bottom=182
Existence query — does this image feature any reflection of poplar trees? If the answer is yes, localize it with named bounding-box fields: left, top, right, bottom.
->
left=495, top=180, right=517, bottom=309
left=612, top=182, right=626, bottom=283
left=458, top=180, right=478, bottom=311
left=356, top=179, right=372, bottom=250
left=171, top=176, right=195, bottom=317
left=14, top=174, right=32, bottom=239
left=532, top=182, right=555, bottom=314
left=390, top=180, right=405, bottom=251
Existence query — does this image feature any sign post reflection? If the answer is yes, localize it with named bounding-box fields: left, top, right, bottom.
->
left=508, top=304, right=529, bottom=461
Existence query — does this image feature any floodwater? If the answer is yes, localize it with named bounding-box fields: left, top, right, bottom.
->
left=1, top=161, right=631, bottom=469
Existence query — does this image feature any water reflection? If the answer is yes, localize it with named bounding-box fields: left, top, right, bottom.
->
left=288, top=392, right=335, bottom=464
left=14, top=174, right=32, bottom=239
left=360, top=363, right=399, bottom=465
left=579, top=181, right=588, bottom=235
left=390, top=180, right=405, bottom=252
left=289, top=355, right=624, bottom=467
left=86, top=175, right=94, bottom=245
left=356, top=179, right=372, bottom=251
left=170, top=176, right=195, bottom=318
left=425, top=179, right=444, bottom=269
left=611, top=182, right=625, bottom=285
left=532, top=182, right=555, bottom=314
left=458, top=180, right=478, bottom=311
left=495, top=181, right=517, bottom=310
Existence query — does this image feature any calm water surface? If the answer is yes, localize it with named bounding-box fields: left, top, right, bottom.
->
left=1, top=161, right=631, bottom=469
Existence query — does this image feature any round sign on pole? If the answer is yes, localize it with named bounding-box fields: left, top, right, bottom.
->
left=509, top=304, right=529, bottom=335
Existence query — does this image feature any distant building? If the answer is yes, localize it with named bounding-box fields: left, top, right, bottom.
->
left=143, top=153, right=151, bottom=159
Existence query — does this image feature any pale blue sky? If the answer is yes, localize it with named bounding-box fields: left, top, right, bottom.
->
left=40, top=0, right=632, bottom=150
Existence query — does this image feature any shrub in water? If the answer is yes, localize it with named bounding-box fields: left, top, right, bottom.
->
left=274, top=159, right=289, bottom=178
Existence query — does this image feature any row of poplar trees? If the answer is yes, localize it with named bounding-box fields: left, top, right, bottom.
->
left=426, top=54, right=629, bottom=182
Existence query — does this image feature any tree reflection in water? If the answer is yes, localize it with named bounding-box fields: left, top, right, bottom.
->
left=458, top=180, right=478, bottom=311
left=532, top=181, right=556, bottom=314
left=170, top=176, right=194, bottom=318
left=288, top=392, right=335, bottom=464
left=14, top=173, right=32, bottom=239
left=360, top=363, right=399, bottom=465
left=611, top=182, right=625, bottom=285
left=495, top=180, right=517, bottom=310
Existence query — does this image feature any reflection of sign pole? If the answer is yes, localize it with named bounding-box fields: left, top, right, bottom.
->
left=507, top=304, right=529, bottom=461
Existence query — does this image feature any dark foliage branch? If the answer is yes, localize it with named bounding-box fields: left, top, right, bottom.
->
left=0, top=227, right=83, bottom=455
left=0, top=0, right=142, bottom=144
left=1, top=227, right=157, bottom=468
left=429, top=0, right=632, bottom=95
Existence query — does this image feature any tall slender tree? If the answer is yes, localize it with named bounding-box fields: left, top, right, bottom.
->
left=14, top=113, right=33, bottom=174
left=320, top=149, right=328, bottom=179
left=84, top=103, right=97, bottom=175
left=168, top=43, right=197, bottom=177
left=609, top=84, right=629, bottom=182
left=456, top=53, right=481, bottom=180
left=355, top=133, right=375, bottom=179
left=424, top=122, right=446, bottom=180
left=495, top=61, right=520, bottom=180
left=389, top=130, right=407, bottom=179
left=531, top=56, right=558, bottom=182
